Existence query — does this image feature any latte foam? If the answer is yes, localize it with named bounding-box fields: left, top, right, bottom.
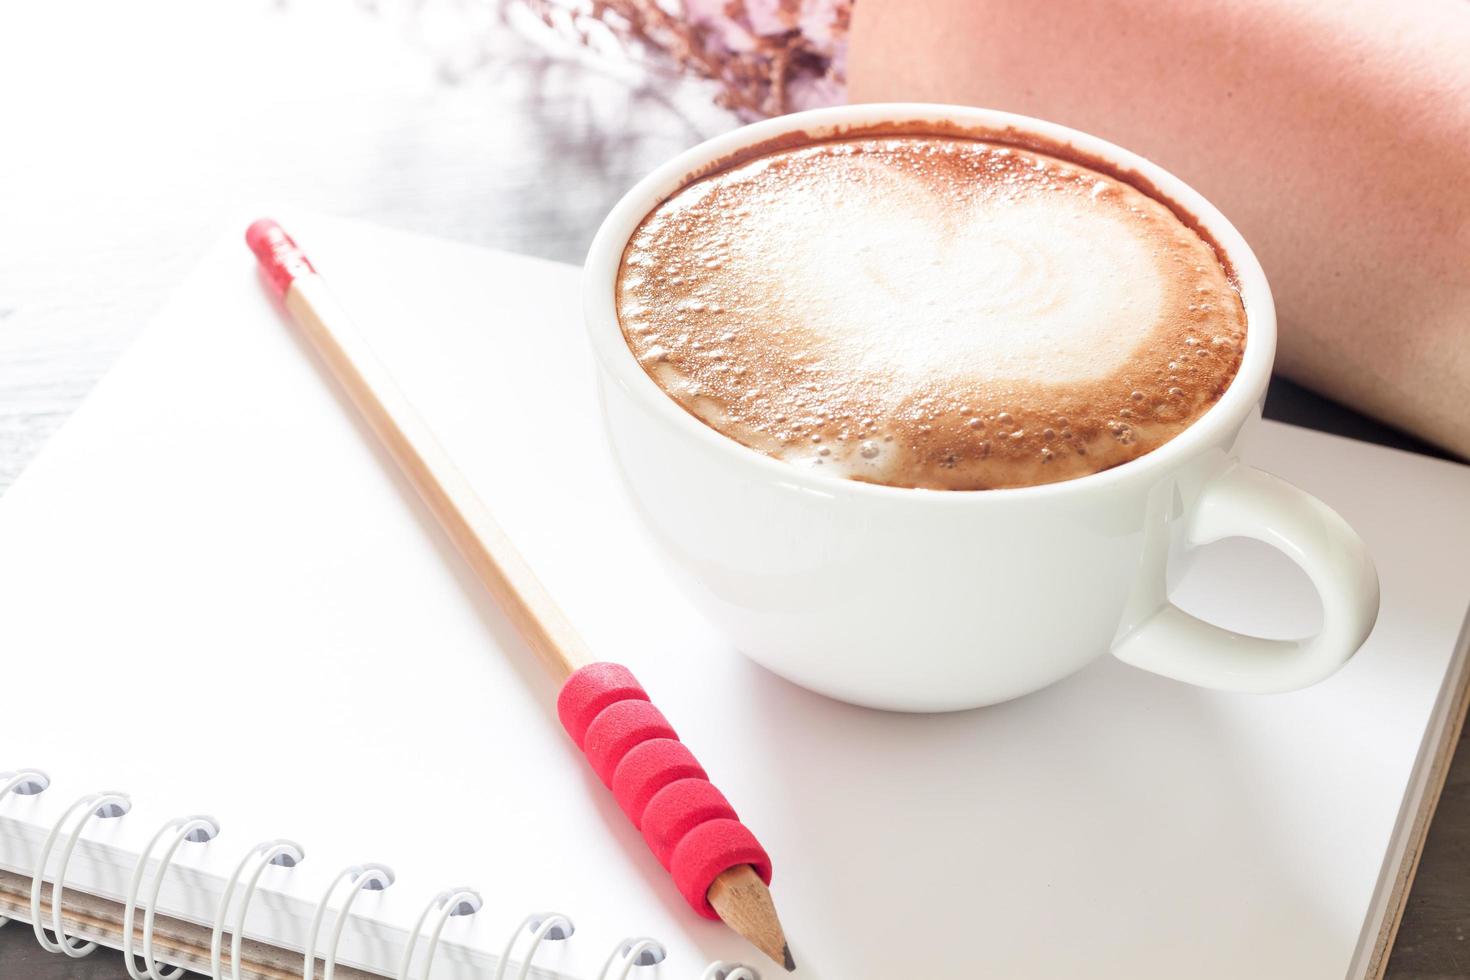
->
left=616, top=136, right=1247, bottom=490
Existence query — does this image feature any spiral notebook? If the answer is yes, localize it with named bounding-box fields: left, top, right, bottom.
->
left=0, top=213, right=1467, bottom=980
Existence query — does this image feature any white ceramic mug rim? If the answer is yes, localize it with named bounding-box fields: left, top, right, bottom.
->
left=583, top=102, right=1277, bottom=503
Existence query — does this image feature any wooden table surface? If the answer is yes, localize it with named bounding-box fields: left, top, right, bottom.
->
left=0, top=2, right=1464, bottom=977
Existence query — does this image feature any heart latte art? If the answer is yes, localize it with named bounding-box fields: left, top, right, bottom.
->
left=616, top=136, right=1247, bottom=490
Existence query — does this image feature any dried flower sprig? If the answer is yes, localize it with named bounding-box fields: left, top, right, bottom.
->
left=516, top=0, right=850, bottom=118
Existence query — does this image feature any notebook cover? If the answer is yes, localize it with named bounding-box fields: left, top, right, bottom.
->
left=0, top=213, right=1466, bottom=979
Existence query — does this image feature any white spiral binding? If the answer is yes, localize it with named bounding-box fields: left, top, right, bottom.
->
left=597, top=937, right=666, bottom=980
left=0, top=769, right=49, bottom=801
left=5, top=771, right=762, bottom=980
left=493, top=911, right=575, bottom=980
left=396, top=887, right=482, bottom=980
left=0, top=769, right=49, bottom=928
left=122, top=814, right=221, bottom=980
left=303, top=862, right=395, bottom=980
left=700, top=962, right=761, bottom=980
left=210, top=839, right=305, bottom=980
left=30, top=789, right=131, bottom=957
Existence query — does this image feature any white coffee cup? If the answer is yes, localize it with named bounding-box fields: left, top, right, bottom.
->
left=583, top=104, right=1380, bottom=712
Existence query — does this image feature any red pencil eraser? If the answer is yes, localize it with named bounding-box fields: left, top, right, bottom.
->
left=669, top=818, right=773, bottom=919
left=581, top=698, right=677, bottom=787
left=245, top=218, right=314, bottom=296
left=610, top=738, right=706, bottom=829
left=640, top=777, right=738, bottom=870
left=557, top=663, right=648, bottom=749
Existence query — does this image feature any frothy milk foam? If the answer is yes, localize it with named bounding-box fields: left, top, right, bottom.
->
left=616, top=136, right=1247, bottom=490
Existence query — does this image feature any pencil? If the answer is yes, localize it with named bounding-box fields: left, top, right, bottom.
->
left=245, top=219, right=794, bottom=972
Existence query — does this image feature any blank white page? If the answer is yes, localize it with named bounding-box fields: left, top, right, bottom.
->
left=0, top=213, right=1466, bottom=980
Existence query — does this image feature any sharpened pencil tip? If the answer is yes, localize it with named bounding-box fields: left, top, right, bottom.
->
left=707, top=865, right=793, bottom=973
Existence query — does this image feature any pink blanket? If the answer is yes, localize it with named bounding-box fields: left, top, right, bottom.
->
left=847, top=0, right=1470, bottom=458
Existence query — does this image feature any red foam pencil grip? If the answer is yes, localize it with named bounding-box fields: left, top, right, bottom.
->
left=557, top=663, right=773, bottom=918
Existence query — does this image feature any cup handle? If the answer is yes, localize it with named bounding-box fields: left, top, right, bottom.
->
left=1111, top=462, right=1380, bottom=693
